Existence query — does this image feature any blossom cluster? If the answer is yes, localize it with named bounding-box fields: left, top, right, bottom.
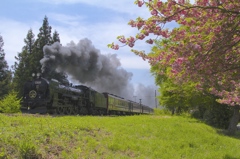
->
left=109, top=0, right=240, bottom=106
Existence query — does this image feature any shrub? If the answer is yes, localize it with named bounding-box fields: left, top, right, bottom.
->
left=154, top=108, right=172, bottom=115
left=202, top=104, right=233, bottom=129
left=0, top=91, right=21, bottom=113
left=191, top=103, right=233, bottom=129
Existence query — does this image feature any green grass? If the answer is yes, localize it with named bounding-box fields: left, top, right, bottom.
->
left=0, top=114, right=239, bottom=159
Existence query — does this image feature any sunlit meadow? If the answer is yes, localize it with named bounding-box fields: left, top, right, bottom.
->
left=0, top=113, right=239, bottom=159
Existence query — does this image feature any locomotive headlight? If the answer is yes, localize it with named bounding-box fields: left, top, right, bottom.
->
left=37, top=73, right=41, bottom=77
left=32, top=73, right=35, bottom=77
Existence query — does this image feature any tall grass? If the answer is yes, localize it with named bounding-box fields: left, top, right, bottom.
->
left=0, top=113, right=239, bottom=159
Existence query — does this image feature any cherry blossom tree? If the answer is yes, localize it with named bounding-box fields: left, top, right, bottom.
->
left=109, top=0, right=240, bottom=133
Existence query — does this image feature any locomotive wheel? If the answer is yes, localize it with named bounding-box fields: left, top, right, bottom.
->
left=47, top=109, right=56, bottom=115
left=72, top=106, right=78, bottom=115
left=52, top=109, right=58, bottom=115
left=98, top=110, right=105, bottom=116
left=56, top=107, right=61, bottom=114
left=60, top=107, right=64, bottom=114
left=63, top=107, right=68, bottom=115
left=57, top=107, right=64, bottom=115
left=79, top=107, right=88, bottom=115
left=65, top=107, right=72, bottom=115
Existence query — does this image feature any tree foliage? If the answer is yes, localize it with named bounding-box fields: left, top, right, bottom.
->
left=159, top=79, right=201, bottom=114
left=52, top=30, right=60, bottom=43
left=12, top=29, right=35, bottom=97
left=109, top=0, right=239, bottom=133
left=13, top=16, right=68, bottom=93
left=30, top=16, right=53, bottom=74
left=110, top=0, right=239, bottom=106
left=0, top=91, right=21, bottom=113
left=0, top=35, right=11, bottom=98
left=30, top=16, right=68, bottom=82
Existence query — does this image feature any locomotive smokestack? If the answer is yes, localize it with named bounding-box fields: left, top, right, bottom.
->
left=40, top=38, right=134, bottom=98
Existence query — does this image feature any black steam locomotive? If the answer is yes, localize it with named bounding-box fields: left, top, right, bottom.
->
left=21, top=73, right=154, bottom=115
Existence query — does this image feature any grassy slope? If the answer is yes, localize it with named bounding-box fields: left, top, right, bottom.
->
left=0, top=114, right=239, bottom=159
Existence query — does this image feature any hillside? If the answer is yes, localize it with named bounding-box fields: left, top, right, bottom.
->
left=0, top=114, right=239, bottom=159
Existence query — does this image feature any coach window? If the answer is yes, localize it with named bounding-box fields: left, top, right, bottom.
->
left=111, top=98, right=113, bottom=105
left=110, top=98, right=112, bottom=104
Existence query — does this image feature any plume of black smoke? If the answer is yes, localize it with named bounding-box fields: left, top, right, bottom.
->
left=40, top=38, right=134, bottom=99
left=40, top=38, right=157, bottom=108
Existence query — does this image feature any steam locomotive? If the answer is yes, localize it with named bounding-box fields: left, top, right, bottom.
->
left=21, top=73, right=154, bottom=115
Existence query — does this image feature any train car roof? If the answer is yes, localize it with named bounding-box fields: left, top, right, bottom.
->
left=128, top=100, right=140, bottom=104
left=73, top=85, right=96, bottom=92
left=103, top=92, right=127, bottom=100
left=103, top=92, right=124, bottom=99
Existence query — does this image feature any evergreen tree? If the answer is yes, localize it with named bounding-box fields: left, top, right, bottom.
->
left=29, top=16, right=68, bottom=83
left=0, top=35, right=11, bottom=98
left=52, top=30, right=60, bottom=43
left=29, top=16, right=53, bottom=74
left=12, top=29, right=35, bottom=97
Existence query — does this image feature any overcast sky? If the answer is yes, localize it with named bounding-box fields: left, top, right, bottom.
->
left=0, top=0, right=169, bottom=106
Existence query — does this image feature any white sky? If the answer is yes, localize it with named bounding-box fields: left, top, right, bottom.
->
left=0, top=0, right=170, bottom=87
